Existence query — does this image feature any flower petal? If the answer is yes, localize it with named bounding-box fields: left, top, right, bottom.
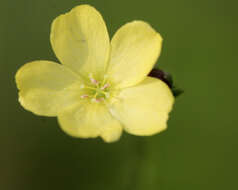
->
left=15, top=61, right=82, bottom=116
left=58, top=102, right=123, bottom=142
left=109, top=77, right=174, bottom=136
left=107, top=21, right=163, bottom=89
left=50, top=5, right=110, bottom=79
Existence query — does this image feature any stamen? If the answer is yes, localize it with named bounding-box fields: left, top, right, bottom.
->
left=80, top=95, right=89, bottom=99
left=95, top=98, right=104, bottom=102
left=101, top=83, right=110, bottom=90
left=91, top=97, right=104, bottom=103
left=90, top=78, right=99, bottom=85
left=89, top=73, right=99, bottom=85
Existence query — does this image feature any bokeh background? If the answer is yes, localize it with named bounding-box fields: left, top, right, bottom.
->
left=1, top=0, right=237, bottom=189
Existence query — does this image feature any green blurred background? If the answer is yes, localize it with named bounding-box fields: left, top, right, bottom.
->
left=1, top=0, right=237, bottom=189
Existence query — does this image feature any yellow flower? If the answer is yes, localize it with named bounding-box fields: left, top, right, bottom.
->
left=15, top=5, right=174, bottom=142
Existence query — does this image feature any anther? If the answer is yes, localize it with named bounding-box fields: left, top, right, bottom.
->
left=80, top=95, right=89, bottom=99
left=89, top=73, right=99, bottom=85
left=90, top=78, right=99, bottom=85
left=101, top=83, right=110, bottom=90
left=91, top=97, right=104, bottom=103
left=96, top=98, right=104, bottom=102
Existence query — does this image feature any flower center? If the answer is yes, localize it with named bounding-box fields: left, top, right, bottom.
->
left=80, top=74, right=110, bottom=103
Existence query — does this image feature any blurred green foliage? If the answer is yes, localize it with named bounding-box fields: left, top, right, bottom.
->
left=0, top=0, right=237, bottom=189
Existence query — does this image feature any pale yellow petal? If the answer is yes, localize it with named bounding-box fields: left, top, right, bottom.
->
left=58, top=102, right=123, bottom=142
left=15, top=61, right=82, bottom=116
left=50, top=5, right=110, bottom=79
left=107, top=21, right=163, bottom=88
left=109, top=77, right=174, bottom=136
left=100, top=122, right=123, bottom=143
